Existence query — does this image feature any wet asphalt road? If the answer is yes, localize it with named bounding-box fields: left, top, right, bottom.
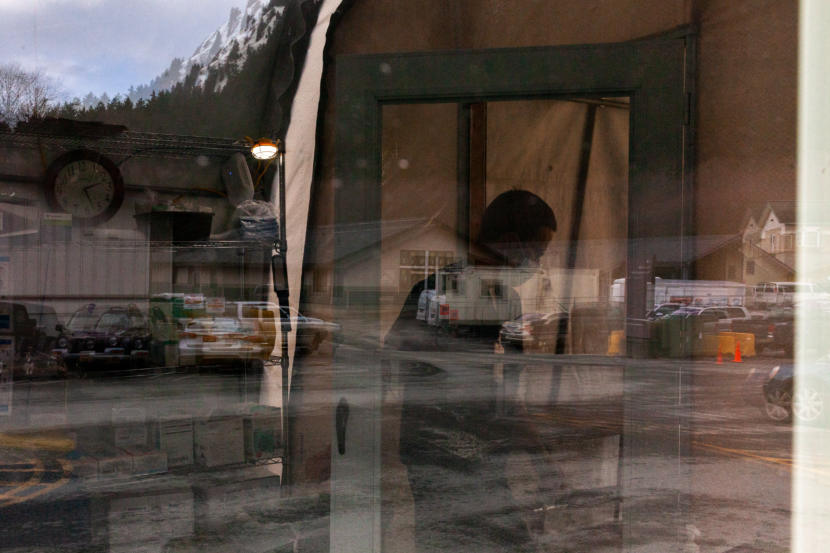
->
left=0, top=350, right=803, bottom=552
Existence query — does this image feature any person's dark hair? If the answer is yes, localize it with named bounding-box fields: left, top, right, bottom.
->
left=477, top=189, right=557, bottom=246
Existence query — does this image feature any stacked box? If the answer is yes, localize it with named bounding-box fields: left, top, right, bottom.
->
left=193, top=414, right=244, bottom=467
left=121, top=446, right=168, bottom=476
left=82, top=443, right=133, bottom=479
left=112, top=407, right=148, bottom=449
left=154, top=416, right=194, bottom=468
left=242, top=405, right=282, bottom=462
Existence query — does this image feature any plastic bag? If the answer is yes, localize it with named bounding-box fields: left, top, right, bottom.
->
left=237, top=200, right=279, bottom=241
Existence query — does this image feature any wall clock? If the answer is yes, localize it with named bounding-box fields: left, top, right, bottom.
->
left=44, top=149, right=125, bottom=225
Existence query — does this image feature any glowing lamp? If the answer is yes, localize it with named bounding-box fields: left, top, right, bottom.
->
left=251, top=138, right=278, bottom=160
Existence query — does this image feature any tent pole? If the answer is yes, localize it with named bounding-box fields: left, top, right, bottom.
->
left=271, top=140, right=292, bottom=486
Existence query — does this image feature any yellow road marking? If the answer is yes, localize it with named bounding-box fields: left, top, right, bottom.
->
left=692, top=440, right=830, bottom=483
left=0, top=458, right=44, bottom=507
left=693, top=441, right=793, bottom=467
left=0, top=433, right=75, bottom=452
left=0, top=459, right=71, bottom=509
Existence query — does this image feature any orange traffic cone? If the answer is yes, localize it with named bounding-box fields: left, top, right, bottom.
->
left=716, top=345, right=723, bottom=364
left=733, top=341, right=742, bottom=363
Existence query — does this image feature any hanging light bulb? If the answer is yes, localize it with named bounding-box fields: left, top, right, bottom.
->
left=251, top=138, right=278, bottom=160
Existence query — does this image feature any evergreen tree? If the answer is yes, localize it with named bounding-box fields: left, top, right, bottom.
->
left=83, top=92, right=97, bottom=108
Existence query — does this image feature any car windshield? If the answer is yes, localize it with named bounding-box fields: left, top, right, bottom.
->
left=95, top=312, right=131, bottom=331
left=66, top=310, right=99, bottom=331
left=519, top=313, right=544, bottom=322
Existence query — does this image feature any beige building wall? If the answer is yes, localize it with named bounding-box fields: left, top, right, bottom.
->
left=310, top=0, right=797, bottom=283
left=297, top=5, right=799, bottom=548
left=693, top=0, right=797, bottom=236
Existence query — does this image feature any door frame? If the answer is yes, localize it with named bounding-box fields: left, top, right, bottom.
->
left=332, top=31, right=695, bottom=553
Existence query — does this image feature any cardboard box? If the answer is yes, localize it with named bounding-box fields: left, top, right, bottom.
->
left=112, top=407, right=148, bottom=449
left=193, top=414, right=244, bottom=467
left=83, top=443, right=133, bottom=479
left=154, top=416, right=194, bottom=468
left=121, top=446, right=168, bottom=476
left=242, top=405, right=282, bottom=462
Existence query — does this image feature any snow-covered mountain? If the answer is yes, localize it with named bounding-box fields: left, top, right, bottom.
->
left=183, top=0, right=285, bottom=91
left=110, top=0, right=285, bottom=106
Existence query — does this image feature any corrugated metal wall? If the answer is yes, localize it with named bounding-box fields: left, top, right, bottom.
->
left=7, top=239, right=150, bottom=318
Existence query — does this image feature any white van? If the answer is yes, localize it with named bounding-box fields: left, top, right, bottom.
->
left=752, top=282, right=818, bottom=306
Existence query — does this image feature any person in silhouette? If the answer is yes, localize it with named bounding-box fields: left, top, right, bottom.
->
left=385, top=189, right=561, bottom=552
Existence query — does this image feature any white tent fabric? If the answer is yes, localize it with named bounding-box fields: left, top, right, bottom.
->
left=264, top=0, right=345, bottom=407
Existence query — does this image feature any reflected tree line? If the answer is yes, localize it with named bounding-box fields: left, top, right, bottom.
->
left=0, top=16, right=281, bottom=138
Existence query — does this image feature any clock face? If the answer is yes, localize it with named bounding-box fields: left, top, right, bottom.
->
left=45, top=150, right=124, bottom=225
left=54, top=160, right=116, bottom=218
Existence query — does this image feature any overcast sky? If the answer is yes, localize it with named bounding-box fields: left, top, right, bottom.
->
left=0, top=0, right=242, bottom=100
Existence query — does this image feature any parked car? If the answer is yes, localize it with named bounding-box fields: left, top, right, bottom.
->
left=752, top=281, right=820, bottom=307
left=284, top=307, right=341, bottom=352
left=703, top=305, right=752, bottom=332
left=761, top=363, right=795, bottom=422
left=668, top=306, right=703, bottom=318
left=667, top=306, right=724, bottom=333
left=53, top=304, right=152, bottom=371
left=762, top=360, right=830, bottom=424
left=499, top=313, right=546, bottom=349
left=228, top=301, right=278, bottom=353
left=731, top=306, right=794, bottom=356
left=646, top=303, right=682, bottom=320
left=227, top=302, right=340, bottom=353
left=178, top=317, right=269, bottom=366
left=499, top=310, right=569, bottom=351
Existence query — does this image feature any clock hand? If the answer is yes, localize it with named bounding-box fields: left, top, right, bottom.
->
left=82, top=182, right=101, bottom=205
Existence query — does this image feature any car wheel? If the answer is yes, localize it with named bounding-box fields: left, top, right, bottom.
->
left=764, top=388, right=792, bottom=423
left=792, top=384, right=825, bottom=424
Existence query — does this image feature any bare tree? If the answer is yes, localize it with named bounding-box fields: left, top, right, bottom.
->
left=0, top=63, right=61, bottom=126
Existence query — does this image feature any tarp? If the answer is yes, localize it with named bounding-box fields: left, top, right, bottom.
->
left=265, top=0, right=345, bottom=404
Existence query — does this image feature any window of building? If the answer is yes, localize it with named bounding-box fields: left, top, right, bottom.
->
left=399, top=249, right=455, bottom=292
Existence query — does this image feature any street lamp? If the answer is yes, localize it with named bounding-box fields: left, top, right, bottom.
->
left=252, top=138, right=291, bottom=460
